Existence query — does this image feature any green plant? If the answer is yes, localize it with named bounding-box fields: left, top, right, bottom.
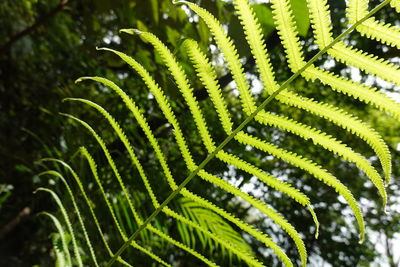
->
left=37, top=0, right=400, bottom=266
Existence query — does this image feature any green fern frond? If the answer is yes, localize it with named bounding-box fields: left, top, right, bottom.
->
left=40, top=212, right=72, bottom=267
left=391, top=0, right=400, bottom=12
left=35, top=188, right=83, bottom=267
left=65, top=97, right=241, bottom=261
left=71, top=77, right=286, bottom=266
left=153, top=4, right=310, bottom=209
left=43, top=157, right=134, bottom=267
left=307, top=0, right=400, bottom=87
left=347, top=0, right=400, bottom=48
left=268, top=0, right=393, bottom=198
left=62, top=113, right=217, bottom=266
left=76, top=64, right=302, bottom=265
left=235, top=0, right=391, bottom=184
left=271, top=0, right=400, bottom=121
left=37, top=0, right=399, bottom=265
left=176, top=197, right=254, bottom=255
left=38, top=169, right=99, bottom=267
left=183, top=0, right=387, bottom=213
left=65, top=97, right=269, bottom=263
left=184, top=37, right=366, bottom=242
left=64, top=104, right=262, bottom=265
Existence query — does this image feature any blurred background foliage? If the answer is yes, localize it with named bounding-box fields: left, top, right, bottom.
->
left=0, top=0, right=399, bottom=266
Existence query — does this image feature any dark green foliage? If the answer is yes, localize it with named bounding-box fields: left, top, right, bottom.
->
left=0, top=0, right=399, bottom=266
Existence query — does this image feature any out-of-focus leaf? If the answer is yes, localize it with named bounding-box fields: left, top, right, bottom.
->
left=290, top=0, right=310, bottom=37
left=136, top=20, right=148, bottom=33
left=150, top=0, right=159, bottom=25
left=135, top=49, right=154, bottom=72
left=197, top=19, right=210, bottom=46
left=166, top=26, right=181, bottom=47
left=252, top=4, right=275, bottom=37
left=228, top=14, right=251, bottom=57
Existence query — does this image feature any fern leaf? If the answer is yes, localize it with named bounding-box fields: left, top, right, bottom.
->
left=236, top=0, right=391, bottom=182
left=347, top=0, right=400, bottom=48
left=35, top=188, right=83, bottom=267
left=391, top=0, right=400, bottom=12
left=75, top=75, right=300, bottom=265
left=38, top=0, right=399, bottom=265
left=78, top=57, right=302, bottom=265
left=40, top=212, right=72, bottom=267
left=184, top=37, right=366, bottom=242
left=65, top=97, right=252, bottom=263
left=233, top=0, right=391, bottom=184
left=269, top=0, right=392, bottom=197
left=43, top=157, right=134, bottom=267
left=183, top=0, right=387, bottom=211
left=272, top=0, right=400, bottom=123
left=63, top=112, right=220, bottom=266
left=72, top=77, right=285, bottom=266
left=234, top=0, right=392, bottom=185
left=65, top=97, right=275, bottom=264
left=307, top=0, right=400, bottom=87
left=132, top=12, right=311, bottom=209
left=38, top=170, right=99, bottom=267
left=64, top=100, right=261, bottom=265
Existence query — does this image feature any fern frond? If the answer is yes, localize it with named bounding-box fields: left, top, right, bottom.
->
left=38, top=170, right=99, bottom=267
left=62, top=112, right=218, bottom=266
left=50, top=122, right=170, bottom=266
left=123, top=25, right=311, bottom=209
left=65, top=97, right=252, bottom=263
left=176, top=197, right=253, bottom=256
left=183, top=0, right=388, bottom=213
left=35, top=188, right=83, bottom=267
left=184, top=37, right=365, bottom=242
left=83, top=50, right=303, bottom=264
left=234, top=0, right=391, bottom=183
left=347, top=0, right=400, bottom=48
left=42, top=157, right=134, bottom=267
left=38, top=0, right=398, bottom=265
left=65, top=97, right=268, bottom=263
left=39, top=211, right=72, bottom=267
left=268, top=0, right=392, bottom=199
left=307, top=0, right=400, bottom=87
left=170, top=1, right=257, bottom=114
left=75, top=75, right=300, bottom=265
left=72, top=78, right=281, bottom=266
left=391, top=0, right=400, bottom=12
left=271, top=0, right=400, bottom=123
left=236, top=0, right=392, bottom=186
left=65, top=105, right=262, bottom=265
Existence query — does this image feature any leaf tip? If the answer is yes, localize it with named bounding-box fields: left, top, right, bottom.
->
left=172, top=0, right=187, bottom=5
left=75, top=77, right=86, bottom=84
left=120, top=28, right=142, bottom=35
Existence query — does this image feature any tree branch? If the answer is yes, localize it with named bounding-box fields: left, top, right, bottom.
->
left=0, top=0, right=70, bottom=55
left=0, top=207, right=31, bottom=239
